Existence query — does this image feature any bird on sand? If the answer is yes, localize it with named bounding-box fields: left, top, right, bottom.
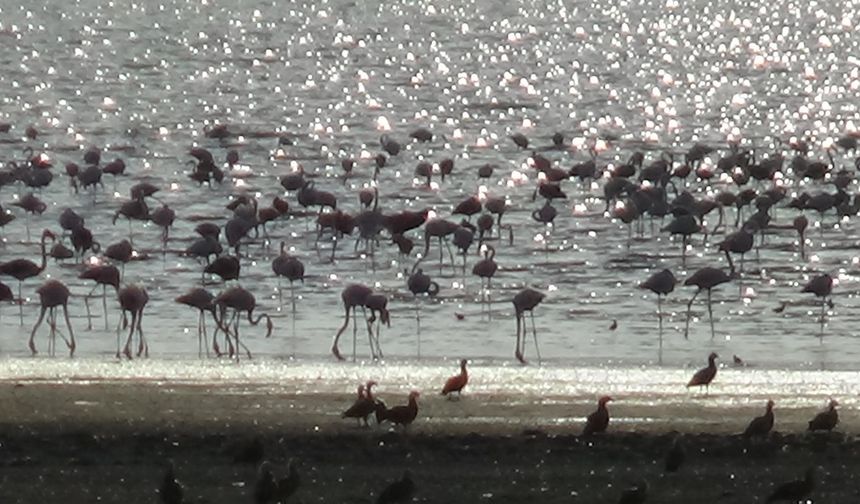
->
left=159, top=461, right=184, bottom=504
left=441, top=359, right=469, bottom=399
left=765, top=467, right=814, bottom=502
left=742, top=400, right=775, bottom=439
left=686, top=352, right=718, bottom=394
left=582, top=395, right=612, bottom=436
left=376, top=470, right=415, bottom=504
left=807, top=399, right=839, bottom=432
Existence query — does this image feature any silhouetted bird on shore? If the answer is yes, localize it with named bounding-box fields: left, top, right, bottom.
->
left=376, top=470, right=415, bottom=504
left=159, top=461, right=184, bottom=504
left=582, top=396, right=612, bottom=435
left=743, top=400, right=775, bottom=439
left=807, top=399, right=838, bottom=432
left=664, top=437, right=685, bottom=473
left=687, top=352, right=718, bottom=394
left=766, top=468, right=814, bottom=502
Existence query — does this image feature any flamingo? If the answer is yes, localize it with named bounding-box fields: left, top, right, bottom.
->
left=331, top=284, right=374, bottom=361
left=0, top=228, right=55, bottom=325
left=472, top=245, right=498, bottom=319
left=29, top=280, right=76, bottom=357
left=117, top=285, right=149, bottom=359
left=213, top=286, right=273, bottom=361
left=406, top=266, right=439, bottom=357
left=513, top=288, right=545, bottom=364
left=79, top=265, right=120, bottom=330
left=640, top=269, right=676, bottom=358
left=175, top=287, right=217, bottom=358
left=683, top=267, right=731, bottom=339
left=364, top=293, right=389, bottom=360
left=801, top=273, right=832, bottom=340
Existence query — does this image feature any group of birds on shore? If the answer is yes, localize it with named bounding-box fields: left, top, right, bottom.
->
left=333, top=355, right=838, bottom=503
left=0, top=121, right=857, bottom=366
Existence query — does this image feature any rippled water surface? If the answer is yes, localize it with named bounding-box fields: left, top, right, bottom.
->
left=1, top=0, right=860, bottom=372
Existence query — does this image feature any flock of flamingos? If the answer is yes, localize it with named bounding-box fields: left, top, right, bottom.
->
left=0, top=121, right=857, bottom=502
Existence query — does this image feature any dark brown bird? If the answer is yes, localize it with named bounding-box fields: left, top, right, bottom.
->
left=808, top=399, right=838, bottom=431
left=342, top=381, right=378, bottom=426
left=441, top=359, right=468, bottom=398
left=513, top=288, right=545, bottom=364
left=617, top=480, right=648, bottom=504
left=159, top=461, right=184, bottom=504
left=683, top=267, right=731, bottom=339
left=664, top=437, right=685, bottom=472
left=254, top=461, right=278, bottom=504
left=582, top=396, right=612, bottom=436
left=29, top=280, right=76, bottom=357
left=277, top=459, right=300, bottom=502
left=743, top=400, right=775, bottom=438
left=766, top=468, right=814, bottom=502
left=377, top=391, right=420, bottom=429
left=686, top=352, right=718, bottom=393
left=376, top=470, right=415, bottom=504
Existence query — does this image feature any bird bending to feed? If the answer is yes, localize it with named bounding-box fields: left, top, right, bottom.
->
left=512, top=288, right=545, bottom=364
left=441, top=359, right=468, bottom=399
left=582, top=395, right=612, bottom=436
left=376, top=391, right=420, bottom=429
left=743, top=400, right=775, bottom=438
left=808, top=399, right=838, bottom=432
left=766, top=467, right=814, bottom=502
left=617, top=480, right=648, bottom=504
left=29, top=279, right=76, bottom=357
left=159, top=461, right=183, bottom=504
left=376, top=470, right=415, bottom=504
left=687, top=352, right=718, bottom=394
left=342, top=381, right=378, bottom=426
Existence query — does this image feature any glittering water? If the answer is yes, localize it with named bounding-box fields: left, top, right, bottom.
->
left=0, top=0, right=859, bottom=374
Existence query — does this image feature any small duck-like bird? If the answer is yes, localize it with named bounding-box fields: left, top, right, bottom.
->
left=807, top=399, right=839, bottom=432
left=582, top=396, right=612, bottom=436
left=743, top=399, right=775, bottom=439
left=376, top=470, right=415, bottom=504
left=441, top=359, right=469, bottom=399
left=766, top=467, right=815, bottom=502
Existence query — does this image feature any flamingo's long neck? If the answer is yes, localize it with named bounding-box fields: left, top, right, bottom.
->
left=38, top=234, right=49, bottom=273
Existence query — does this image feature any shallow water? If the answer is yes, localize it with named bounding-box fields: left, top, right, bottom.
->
left=0, top=0, right=859, bottom=373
